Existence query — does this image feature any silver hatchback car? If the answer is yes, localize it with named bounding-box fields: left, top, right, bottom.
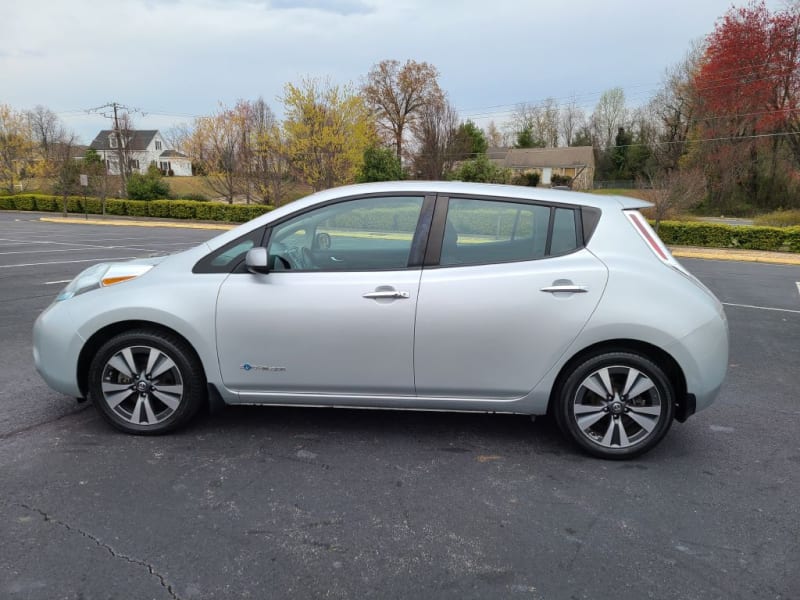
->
left=33, top=182, right=728, bottom=458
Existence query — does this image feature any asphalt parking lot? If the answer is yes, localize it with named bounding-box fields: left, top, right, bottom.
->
left=1, top=211, right=798, bottom=600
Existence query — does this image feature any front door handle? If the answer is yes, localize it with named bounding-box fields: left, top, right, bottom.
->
left=362, top=290, right=410, bottom=300
left=540, top=285, right=588, bottom=294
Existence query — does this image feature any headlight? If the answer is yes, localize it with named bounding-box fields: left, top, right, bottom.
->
left=56, top=263, right=153, bottom=302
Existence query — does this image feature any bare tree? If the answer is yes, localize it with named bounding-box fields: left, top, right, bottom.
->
left=511, top=98, right=559, bottom=147
left=27, top=105, right=65, bottom=160
left=485, top=120, right=504, bottom=147
left=362, top=59, right=444, bottom=160
left=190, top=104, right=248, bottom=203
left=648, top=43, right=703, bottom=171
left=163, top=122, right=193, bottom=155
left=411, top=97, right=459, bottom=180
left=592, top=87, right=628, bottom=149
left=561, top=97, right=586, bottom=147
left=242, top=97, right=279, bottom=204
left=637, top=167, right=706, bottom=230
left=86, top=102, right=141, bottom=194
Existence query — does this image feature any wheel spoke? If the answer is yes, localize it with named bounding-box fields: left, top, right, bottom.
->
left=622, top=368, right=641, bottom=396
left=627, top=377, right=655, bottom=399
left=597, top=368, right=614, bottom=396
left=616, top=418, right=630, bottom=446
left=145, top=348, right=161, bottom=378
left=581, top=372, right=611, bottom=398
left=131, top=396, right=144, bottom=424
left=142, top=396, right=158, bottom=424
left=150, top=355, right=177, bottom=380
left=627, top=411, right=658, bottom=432
left=108, top=354, right=135, bottom=379
left=577, top=411, right=607, bottom=430
left=102, top=382, right=132, bottom=394
left=629, top=405, right=661, bottom=416
left=574, top=403, right=605, bottom=415
left=601, top=418, right=616, bottom=446
left=105, top=388, right=135, bottom=409
left=151, top=389, right=180, bottom=411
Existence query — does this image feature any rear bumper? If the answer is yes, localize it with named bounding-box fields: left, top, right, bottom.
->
left=666, top=312, right=729, bottom=416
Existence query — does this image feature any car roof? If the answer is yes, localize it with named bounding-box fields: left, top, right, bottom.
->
left=299, top=181, right=651, bottom=211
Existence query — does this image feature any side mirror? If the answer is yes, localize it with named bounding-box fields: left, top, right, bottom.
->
left=245, top=247, right=269, bottom=274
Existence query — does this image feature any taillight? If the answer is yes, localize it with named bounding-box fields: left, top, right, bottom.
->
left=625, top=210, right=720, bottom=304
left=624, top=210, right=673, bottom=263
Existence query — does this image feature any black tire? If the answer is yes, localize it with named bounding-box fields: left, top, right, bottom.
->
left=555, top=352, right=675, bottom=459
left=88, top=329, right=206, bottom=435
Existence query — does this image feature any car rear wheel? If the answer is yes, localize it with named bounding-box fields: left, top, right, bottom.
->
left=556, top=352, right=675, bottom=459
left=88, top=330, right=206, bottom=434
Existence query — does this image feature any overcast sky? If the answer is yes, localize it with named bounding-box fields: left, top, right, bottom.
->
left=0, top=0, right=786, bottom=144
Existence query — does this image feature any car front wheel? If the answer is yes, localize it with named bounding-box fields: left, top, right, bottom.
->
left=556, top=352, right=675, bottom=459
left=88, top=329, right=206, bottom=434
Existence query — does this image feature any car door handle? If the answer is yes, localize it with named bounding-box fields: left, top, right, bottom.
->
left=362, top=290, right=410, bottom=299
left=540, top=285, right=588, bottom=293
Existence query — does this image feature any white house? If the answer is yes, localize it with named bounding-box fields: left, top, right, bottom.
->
left=89, top=130, right=192, bottom=177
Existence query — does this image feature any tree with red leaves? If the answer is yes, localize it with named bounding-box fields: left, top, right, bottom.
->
left=693, top=1, right=800, bottom=211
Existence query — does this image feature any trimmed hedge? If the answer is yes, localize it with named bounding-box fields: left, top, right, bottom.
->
left=656, top=220, right=800, bottom=253
left=0, top=194, right=273, bottom=223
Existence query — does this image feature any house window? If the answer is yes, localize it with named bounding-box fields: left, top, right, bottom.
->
left=155, top=141, right=162, bottom=150
left=129, top=159, right=140, bottom=170
left=109, top=135, right=117, bottom=148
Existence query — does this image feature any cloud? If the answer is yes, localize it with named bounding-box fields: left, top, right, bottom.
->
left=269, top=0, right=373, bottom=15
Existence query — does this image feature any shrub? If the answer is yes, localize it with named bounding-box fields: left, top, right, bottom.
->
left=0, top=196, right=16, bottom=209
left=105, top=199, right=127, bottom=215
left=449, top=155, right=511, bottom=184
left=169, top=201, right=197, bottom=220
left=194, top=202, right=229, bottom=221
left=147, top=200, right=172, bottom=218
left=127, top=165, right=171, bottom=200
left=656, top=220, right=800, bottom=253
left=125, top=200, right=149, bottom=217
left=550, top=174, right=572, bottom=188
left=512, top=171, right=540, bottom=187
left=13, top=196, right=36, bottom=211
left=176, top=193, right=210, bottom=202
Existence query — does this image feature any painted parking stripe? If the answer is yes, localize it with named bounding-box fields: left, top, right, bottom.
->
left=796, top=282, right=799, bottom=297
left=44, top=279, right=73, bottom=285
left=0, top=257, right=137, bottom=269
left=722, top=302, right=800, bottom=315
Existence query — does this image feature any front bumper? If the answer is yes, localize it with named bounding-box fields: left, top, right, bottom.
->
left=33, top=302, right=85, bottom=398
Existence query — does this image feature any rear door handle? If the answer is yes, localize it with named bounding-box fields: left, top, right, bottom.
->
left=362, top=291, right=410, bottom=299
left=540, top=285, right=588, bottom=294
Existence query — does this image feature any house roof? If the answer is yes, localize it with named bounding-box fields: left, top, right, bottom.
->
left=488, top=146, right=595, bottom=169
left=89, top=130, right=159, bottom=151
left=159, top=149, right=189, bottom=159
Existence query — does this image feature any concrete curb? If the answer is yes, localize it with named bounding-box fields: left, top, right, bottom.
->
left=38, top=217, right=234, bottom=231
left=37, top=216, right=800, bottom=266
left=670, top=247, right=800, bottom=266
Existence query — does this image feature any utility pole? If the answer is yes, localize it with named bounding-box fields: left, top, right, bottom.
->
left=86, top=102, right=145, bottom=196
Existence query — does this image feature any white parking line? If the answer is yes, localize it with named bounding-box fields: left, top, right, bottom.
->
left=44, top=279, right=73, bottom=285
left=722, top=302, right=800, bottom=315
left=796, top=282, right=799, bottom=297
left=0, top=257, right=137, bottom=269
left=0, top=248, right=92, bottom=255
left=0, top=237, right=162, bottom=253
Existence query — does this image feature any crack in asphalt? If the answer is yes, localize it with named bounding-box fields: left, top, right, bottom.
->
left=0, top=403, right=91, bottom=442
left=16, top=503, right=182, bottom=600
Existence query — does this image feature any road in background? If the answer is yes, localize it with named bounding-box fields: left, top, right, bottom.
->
left=1, top=212, right=798, bottom=600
